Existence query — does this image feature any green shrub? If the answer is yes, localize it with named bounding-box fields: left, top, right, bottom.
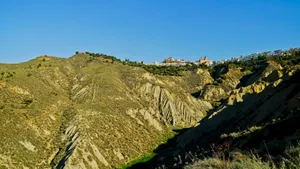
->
left=22, top=99, right=33, bottom=105
left=220, top=75, right=227, bottom=80
left=5, top=72, right=13, bottom=78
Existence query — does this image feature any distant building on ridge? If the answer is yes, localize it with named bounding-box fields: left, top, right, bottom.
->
left=164, top=57, right=175, bottom=63
left=199, top=56, right=212, bottom=66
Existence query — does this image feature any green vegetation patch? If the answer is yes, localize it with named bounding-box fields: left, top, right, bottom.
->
left=119, top=131, right=177, bottom=169
left=119, top=153, right=156, bottom=169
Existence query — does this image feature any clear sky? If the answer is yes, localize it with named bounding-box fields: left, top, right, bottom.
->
left=1, top=0, right=300, bottom=63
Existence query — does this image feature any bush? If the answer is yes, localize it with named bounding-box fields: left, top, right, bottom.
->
left=5, top=72, right=13, bottom=78
left=220, top=75, right=227, bottom=80
left=22, top=99, right=33, bottom=105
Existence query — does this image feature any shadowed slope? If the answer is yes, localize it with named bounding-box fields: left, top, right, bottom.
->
left=128, top=67, right=300, bottom=169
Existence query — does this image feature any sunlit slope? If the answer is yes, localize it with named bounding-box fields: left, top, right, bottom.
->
left=0, top=54, right=212, bottom=168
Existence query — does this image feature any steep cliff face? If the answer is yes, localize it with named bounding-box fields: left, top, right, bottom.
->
left=0, top=54, right=213, bottom=168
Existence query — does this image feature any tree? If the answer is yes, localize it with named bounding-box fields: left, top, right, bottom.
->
left=75, top=51, right=79, bottom=54
left=257, top=55, right=267, bottom=61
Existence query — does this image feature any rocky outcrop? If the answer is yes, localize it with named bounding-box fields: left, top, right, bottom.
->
left=199, top=68, right=246, bottom=102
left=239, top=61, right=282, bottom=87
left=200, top=85, right=226, bottom=102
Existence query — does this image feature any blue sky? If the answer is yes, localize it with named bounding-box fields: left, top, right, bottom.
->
left=0, top=0, right=300, bottom=63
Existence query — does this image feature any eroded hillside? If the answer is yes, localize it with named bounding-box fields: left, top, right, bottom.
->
left=129, top=57, right=300, bottom=169
left=0, top=54, right=214, bottom=169
left=2, top=51, right=300, bottom=169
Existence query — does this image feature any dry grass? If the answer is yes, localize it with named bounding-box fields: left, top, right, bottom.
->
left=186, top=143, right=300, bottom=169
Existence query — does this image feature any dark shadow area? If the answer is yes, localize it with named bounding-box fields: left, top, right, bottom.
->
left=128, top=128, right=187, bottom=169
left=236, top=63, right=269, bottom=88
left=238, top=111, right=300, bottom=156
left=56, top=145, right=77, bottom=169
left=190, top=91, right=201, bottom=98
left=54, top=129, right=80, bottom=169
left=129, top=70, right=300, bottom=169
left=235, top=72, right=256, bottom=88
left=211, top=64, right=229, bottom=80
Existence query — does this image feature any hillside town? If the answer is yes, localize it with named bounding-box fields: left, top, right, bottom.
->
left=147, top=56, right=213, bottom=66
left=146, top=48, right=300, bottom=66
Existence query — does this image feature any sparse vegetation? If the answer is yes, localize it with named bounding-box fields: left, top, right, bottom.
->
left=186, top=155, right=273, bottom=169
left=226, top=126, right=263, bottom=139
left=186, top=143, right=300, bottom=169
left=280, top=143, right=300, bottom=169
left=211, top=101, right=222, bottom=107
left=0, top=71, right=15, bottom=80
left=85, top=52, right=121, bottom=62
